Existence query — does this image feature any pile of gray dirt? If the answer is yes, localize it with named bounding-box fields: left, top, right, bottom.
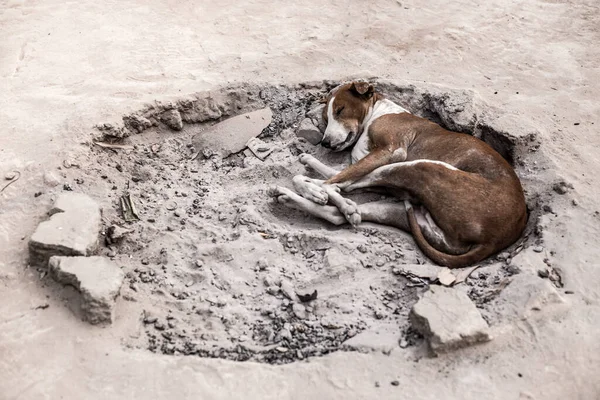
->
left=47, top=80, right=555, bottom=364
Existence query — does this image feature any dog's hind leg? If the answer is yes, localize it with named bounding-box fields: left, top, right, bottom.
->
left=270, top=186, right=347, bottom=225
left=271, top=185, right=410, bottom=230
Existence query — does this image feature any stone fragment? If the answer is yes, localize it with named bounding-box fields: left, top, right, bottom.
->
left=292, top=303, right=307, bottom=319
left=552, top=181, right=572, bottom=195
left=410, top=286, right=491, bottom=353
left=192, top=108, right=272, bottom=158
left=29, top=193, right=102, bottom=267
left=43, top=171, right=61, bottom=187
left=49, top=256, right=124, bottom=324
left=160, top=109, right=183, bottom=131
left=279, top=280, right=296, bottom=301
left=123, top=114, right=153, bottom=133
left=296, top=118, right=323, bottom=145
left=306, top=104, right=327, bottom=132
left=105, top=225, right=132, bottom=245
left=246, top=137, right=274, bottom=160
left=437, top=267, right=457, bottom=286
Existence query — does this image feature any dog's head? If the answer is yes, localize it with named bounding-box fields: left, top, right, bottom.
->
left=320, top=81, right=377, bottom=151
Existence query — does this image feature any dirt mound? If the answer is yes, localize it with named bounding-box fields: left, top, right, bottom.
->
left=56, top=80, right=557, bottom=364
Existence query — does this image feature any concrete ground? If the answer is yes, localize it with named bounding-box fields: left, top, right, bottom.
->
left=1, top=0, right=599, bottom=398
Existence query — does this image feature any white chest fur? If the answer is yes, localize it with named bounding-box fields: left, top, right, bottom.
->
left=351, top=99, right=410, bottom=163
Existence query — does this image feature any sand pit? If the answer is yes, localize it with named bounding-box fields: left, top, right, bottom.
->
left=30, top=80, right=562, bottom=364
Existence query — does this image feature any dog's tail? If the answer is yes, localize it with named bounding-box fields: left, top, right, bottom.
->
left=407, top=207, right=491, bottom=269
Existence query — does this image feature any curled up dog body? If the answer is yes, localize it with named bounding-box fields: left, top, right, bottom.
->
left=271, top=82, right=527, bottom=268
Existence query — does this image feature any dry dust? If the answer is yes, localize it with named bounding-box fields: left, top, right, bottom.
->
left=37, top=80, right=559, bottom=364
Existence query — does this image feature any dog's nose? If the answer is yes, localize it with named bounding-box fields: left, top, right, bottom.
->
left=320, top=138, right=331, bottom=148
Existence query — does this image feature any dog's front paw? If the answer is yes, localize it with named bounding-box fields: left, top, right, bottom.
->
left=299, top=153, right=316, bottom=166
left=292, top=175, right=327, bottom=205
left=340, top=198, right=362, bottom=227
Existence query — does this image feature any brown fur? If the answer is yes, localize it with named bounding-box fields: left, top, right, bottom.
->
left=321, top=82, right=527, bottom=267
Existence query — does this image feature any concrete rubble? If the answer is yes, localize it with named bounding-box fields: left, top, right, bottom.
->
left=410, top=285, right=492, bottom=353
left=29, top=192, right=102, bottom=267
left=296, top=118, right=323, bottom=145
left=192, top=107, right=272, bottom=158
left=49, top=256, right=124, bottom=324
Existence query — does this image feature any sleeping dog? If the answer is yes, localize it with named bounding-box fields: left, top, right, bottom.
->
left=271, top=82, right=527, bottom=268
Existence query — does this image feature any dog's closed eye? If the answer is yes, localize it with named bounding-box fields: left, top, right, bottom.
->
left=336, top=106, right=344, bottom=116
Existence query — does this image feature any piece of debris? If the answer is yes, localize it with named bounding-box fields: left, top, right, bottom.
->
left=29, top=192, right=102, bottom=267
left=120, top=194, right=140, bottom=222
left=453, top=265, right=481, bottom=284
left=437, top=267, right=456, bottom=286
left=49, top=256, right=125, bottom=324
left=93, top=141, right=134, bottom=150
left=296, top=118, right=323, bottom=145
left=292, top=303, right=308, bottom=319
left=394, top=263, right=441, bottom=281
left=191, top=107, right=273, bottom=159
left=410, top=286, right=491, bottom=353
left=305, top=103, right=327, bottom=132
left=123, top=114, right=153, bottom=133
left=143, top=310, right=159, bottom=324
left=160, top=109, right=184, bottom=131
left=1, top=170, right=20, bottom=193
left=297, top=290, right=318, bottom=303
left=279, top=280, right=296, bottom=300
left=4, top=171, right=17, bottom=180
left=552, top=181, right=572, bottom=195
left=246, top=137, right=275, bottom=160
left=105, top=225, right=133, bottom=245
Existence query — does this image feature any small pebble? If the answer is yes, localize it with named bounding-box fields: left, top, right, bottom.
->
left=391, top=381, right=400, bottom=386
left=533, top=246, right=543, bottom=253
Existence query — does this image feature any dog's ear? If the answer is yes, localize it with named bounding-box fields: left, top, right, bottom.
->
left=351, top=81, right=375, bottom=98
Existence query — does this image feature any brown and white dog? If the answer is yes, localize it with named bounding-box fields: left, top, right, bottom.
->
left=271, top=82, right=527, bottom=268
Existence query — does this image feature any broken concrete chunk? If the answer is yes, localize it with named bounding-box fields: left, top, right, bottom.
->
left=437, top=267, right=456, bottom=286
left=160, top=109, right=183, bottom=131
left=29, top=193, right=102, bottom=267
left=123, top=114, right=153, bottom=133
left=192, top=107, right=272, bottom=158
left=296, top=118, right=323, bottom=145
left=306, top=104, right=327, bottom=132
left=246, top=137, right=274, bottom=160
left=410, top=286, right=491, bottom=353
left=279, top=280, right=296, bottom=301
left=49, top=256, right=124, bottom=324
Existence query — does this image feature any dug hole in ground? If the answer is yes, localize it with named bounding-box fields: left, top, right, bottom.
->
left=1, top=1, right=599, bottom=399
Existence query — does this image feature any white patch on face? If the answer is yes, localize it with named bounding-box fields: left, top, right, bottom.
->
left=323, top=96, right=350, bottom=148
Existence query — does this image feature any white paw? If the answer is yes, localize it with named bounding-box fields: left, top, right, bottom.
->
left=293, top=175, right=327, bottom=205
left=299, top=153, right=315, bottom=165
left=340, top=198, right=361, bottom=227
